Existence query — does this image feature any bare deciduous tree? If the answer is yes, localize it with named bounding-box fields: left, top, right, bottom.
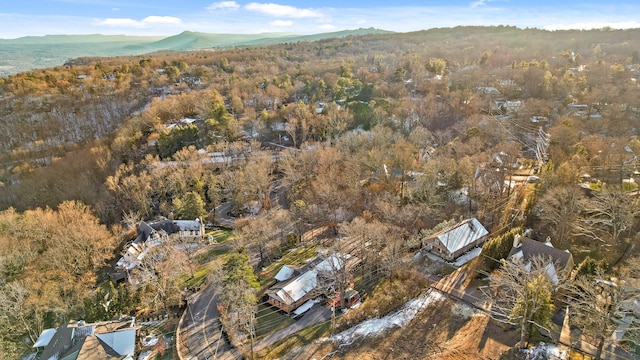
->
left=575, top=187, right=639, bottom=248
left=567, top=273, right=629, bottom=360
left=538, top=185, right=583, bottom=248
left=130, top=235, right=187, bottom=314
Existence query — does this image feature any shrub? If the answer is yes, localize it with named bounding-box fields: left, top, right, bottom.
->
left=481, top=227, right=522, bottom=271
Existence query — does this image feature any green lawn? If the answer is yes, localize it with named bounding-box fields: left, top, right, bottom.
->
left=261, top=245, right=318, bottom=277
left=623, top=180, right=639, bottom=192
left=255, top=319, right=331, bottom=359
left=180, top=264, right=211, bottom=289
left=254, top=303, right=296, bottom=338
left=207, top=228, right=234, bottom=243
left=195, top=246, right=231, bottom=264
left=258, top=245, right=318, bottom=290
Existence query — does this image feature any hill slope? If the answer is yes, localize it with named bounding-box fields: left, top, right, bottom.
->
left=0, top=28, right=394, bottom=75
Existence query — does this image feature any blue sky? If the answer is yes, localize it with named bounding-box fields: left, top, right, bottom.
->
left=1, top=0, right=639, bottom=39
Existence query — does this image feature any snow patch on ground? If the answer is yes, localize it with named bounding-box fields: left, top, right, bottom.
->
left=330, top=289, right=445, bottom=344
left=522, top=342, right=567, bottom=360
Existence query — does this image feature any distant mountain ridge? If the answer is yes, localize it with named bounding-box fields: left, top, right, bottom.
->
left=0, top=28, right=394, bottom=76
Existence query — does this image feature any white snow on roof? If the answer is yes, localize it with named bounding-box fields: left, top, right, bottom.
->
left=315, top=254, right=346, bottom=272
left=436, top=218, right=488, bottom=254
left=275, top=254, right=351, bottom=305
left=512, top=250, right=524, bottom=260
left=545, top=262, right=559, bottom=285
left=96, top=329, right=136, bottom=356
left=275, top=265, right=295, bottom=282
left=293, top=298, right=320, bottom=317
left=33, top=328, right=57, bottom=348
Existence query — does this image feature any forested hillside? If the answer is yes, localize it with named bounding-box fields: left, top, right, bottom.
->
left=1, top=26, right=640, bottom=358
left=0, top=28, right=393, bottom=76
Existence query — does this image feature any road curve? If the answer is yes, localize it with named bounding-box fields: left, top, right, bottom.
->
left=177, top=282, right=240, bottom=360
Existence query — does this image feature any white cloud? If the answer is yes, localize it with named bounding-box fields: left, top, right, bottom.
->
left=245, top=2, right=323, bottom=18
left=112, top=8, right=120, bottom=11
left=142, top=16, right=182, bottom=25
left=207, top=1, right=240, bottom=11
left=97, top=18, right=140, bottom=26
left=94, top=16, right=182, bottom=28
left=470, top=0, right=486, bottom=8
left=270, top=20, right=293, bottom=27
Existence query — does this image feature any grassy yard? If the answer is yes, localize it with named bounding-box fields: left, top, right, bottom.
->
left=255, top=319, right=331, bottom=359
left=258, top=245, right=319, bottom=291
left=140, top=318, right=179, bottom=360
left=207, top=228, right=234, bottom=243
left=194, top=246, right=232, bottom=264
left=254, top=303, right=296, bottom=338
left=623, top=180, right=639, bottom=192
left=180, top=264, right=212, bottom=289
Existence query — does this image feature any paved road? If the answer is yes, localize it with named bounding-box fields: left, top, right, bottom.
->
left=178, top=283, right=240, bottom=360
left=214, top=202, right=236, bottom=229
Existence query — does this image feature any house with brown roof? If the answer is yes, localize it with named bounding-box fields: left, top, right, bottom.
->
left=32, top=317, right=137, bottom=360
left=421, top=218, right=489, bottom=261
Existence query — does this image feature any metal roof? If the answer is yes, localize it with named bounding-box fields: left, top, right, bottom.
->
left=274, top=265, right=296, bottom=282
left=33, top=328, right=57, bottom=348
left=432, top=218, right=488, bottom=254
left=276, top=269, right=317, bottom=305
left=95, top=329, right=136, bottom=356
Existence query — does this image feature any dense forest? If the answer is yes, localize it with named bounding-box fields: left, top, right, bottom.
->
left=1, top=26, right=640, bottom=358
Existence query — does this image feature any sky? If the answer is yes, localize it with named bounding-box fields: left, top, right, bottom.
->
left=1, top=0, right=640, bottom=39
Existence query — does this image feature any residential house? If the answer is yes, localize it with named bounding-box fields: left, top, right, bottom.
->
left=110, top=219, right=204, bottom=281
left=530, top=116, right=550, bottom=124
left=477, top=86, right=501, bottom=95
left=266, top=254, right=360, bottom=314
left=33, top=317, right=137, bottom=360
left=508, top=236, right=574, bottom=284
left=492, top=100, right=523, bottom=115
left=421, top=218, right=489, bottom=261
left=172, top=219, right=205, bottom=240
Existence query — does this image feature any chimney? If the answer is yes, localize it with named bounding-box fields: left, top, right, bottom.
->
left=513, top=234, right=522, bottom=248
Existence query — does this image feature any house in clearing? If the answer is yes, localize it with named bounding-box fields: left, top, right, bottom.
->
left=32, top=317, right=137, bottom=360
left=110, top=218, right=204, bottom=282
left=421, top=218, right=489, bottom=261
left=266, top=253, right=360, bottom=314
